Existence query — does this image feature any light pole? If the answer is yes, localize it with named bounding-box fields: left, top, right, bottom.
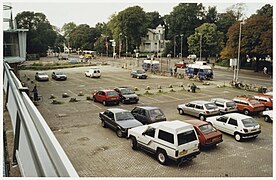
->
left=236, top=21, right=245, bottom=82
left=125, top=36, right=128, bottom=58
left=101, top=34, right=109, bottom=57
left=174, top=35, right=178, bottom=58
left=119, top=33, right=122, bottom=58
left=180, top=34, right=183, bottom=59
left=199, top=33, right=202, bottom=61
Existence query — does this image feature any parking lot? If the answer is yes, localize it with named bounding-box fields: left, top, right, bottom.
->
left=19, top=64, right=273, bottom=177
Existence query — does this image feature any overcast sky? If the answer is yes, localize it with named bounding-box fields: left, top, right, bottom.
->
left=2, top=0, right=273, bottom=29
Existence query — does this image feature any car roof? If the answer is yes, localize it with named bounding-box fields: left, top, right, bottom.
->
left=101, top=89, right=116, bottom=92
left=233, top=96, right=254, bottom=101
left=150, top=120, right=193, bottom=132
left=135, top=106, right=159, bottom=110
left=189, top=100, right=213, bottom=104
left=107, top=108, right=129, bottom=113
left=210, top=98, right=233, bottom=102
left=223, top=113, right=251, bottom=120
left=255, top=94, right=272, bottom=98
left=183, top=119, right=208, bottom=127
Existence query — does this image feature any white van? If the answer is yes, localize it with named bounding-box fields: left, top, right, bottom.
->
left=85, top=67, right=101, bottom=78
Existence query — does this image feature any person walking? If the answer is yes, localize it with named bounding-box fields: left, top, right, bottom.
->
left=191, top=83, right=197, bottom=93
left=32, top=85, right=38, bottom=101
left=263, top=66, right=268, bottom=75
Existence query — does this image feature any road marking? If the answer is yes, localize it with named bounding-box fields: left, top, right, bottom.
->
left=90, top=102, right=102, bottom=109
left=68, top=90, right=78, bottom=96
left=161, top=93, right=182, bottom=100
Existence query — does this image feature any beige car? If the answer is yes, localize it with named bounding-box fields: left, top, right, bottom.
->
left=177, top=100, right=220, bottom=121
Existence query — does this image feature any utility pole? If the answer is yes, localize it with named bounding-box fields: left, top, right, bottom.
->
left=180, top=34, right=183, bottom=59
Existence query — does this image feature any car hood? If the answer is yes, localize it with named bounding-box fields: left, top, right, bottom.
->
left=56, top=75, right=66, bottom=77
left=38, top=75, right=49, bottom=78
left=117, top=119, right=143, bottom=129
left=122, top=94, right=138, bottom=98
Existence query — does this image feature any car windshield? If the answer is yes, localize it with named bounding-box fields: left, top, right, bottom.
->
left=106, top=91, right=118, bottom=96
left=205, top=103, right=217, bottom=110
left=137, top=70, right=145, bottom=74
left=116, top=112, right=134, bottom=121
left=149, top=109, right=164, bottom=119
left=178, top=130, right=197, bottom=145
left=226, top=102, right=236, bottom=108
left=242, top=118, right=259, bottom=127
left=199, top=124, right=216, bottom=134
left=120, top=88, right=134, bottom=95
left=249, top=100, right=261, bottom=105
left=38, top=72, right=47, bottom=75
left=56, top=72, right=64, bottom=75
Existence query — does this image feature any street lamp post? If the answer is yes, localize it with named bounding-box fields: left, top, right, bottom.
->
left=125, top=36, right=128, bottom=58
left=199, top=33, right=202, bottom=61
left=236, top=21, right=244, bottom=82
left=174, top=35, right=178, bottom=58
left=101, top=34, right=109, bottom=57
left=119, top=33, right=122, bottom=58
left=180, top=34, right=183, bottom=59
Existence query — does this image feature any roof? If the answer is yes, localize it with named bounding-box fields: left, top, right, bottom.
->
left=150, top=120, right=193, bottom=131
left=183, top=119, right=208, bottom=127
left=101, top=89, right=116, bottom=92
left=224, top=113, right=251, bottom=120
left=107, top=108, right=129, bottom=113
left=135, top=106, right=159, bottom=110
left=190, top=100, right=213, bottom=104
left=255, top=94, right=273, bottom=98
left=210, top=98, right=233, bottom=102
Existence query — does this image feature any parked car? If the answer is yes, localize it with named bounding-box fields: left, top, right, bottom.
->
left=68, top=58, right=79, bottom=64
left=52, top=71, right=67, bottom=80
left=253, top=94, right=273, bottom=110
left=131, top=69, right=147, bottom=79
left=210, top=98, right=237, bottom=114
left=206, top=113, right=261, bottom=142
left=183, top=119, right=223, bottom=148
left=92, top=90, right=120, bottom=106
left=131, top=106, right=166, bottom=124
left=85, top=67, right=101, bottom=78
left=262, top=110, right=273, bottom=122
left=35, top=72, right=49, bottom=81
left=177, top=100, right=220, bottom=121
left=128, top=120, right=200, bottom=165
left=99, top=108, right=143, bottom=138
left=114, top=87, right=139, bottom=104
left=232, top=96, right=265, bottom=115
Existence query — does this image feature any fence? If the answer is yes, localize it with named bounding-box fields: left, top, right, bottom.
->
left=3, top=62, right=79, bottom=177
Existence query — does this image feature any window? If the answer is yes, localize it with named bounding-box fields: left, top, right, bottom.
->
left=242, top=118, right=258, bottom=127
left=187, top=103, right=195, bottom=108
left=145, top=128, right=155, bottom=137
left=205, top=103, right=217, bottom=110
left=199, top=124, right=216, bottom=134
left=195, top=105, right=204, bottom=109
left=228, top=118, right=238, bottom=126
left=158, top=130, right=174, bottom=144
left=215, top=102, right=224, bottom=107
left=141, top=109, right=147, bottom=116
left=178, top=130, right=197, bottom=145
left=217, top=116, right=228, bottom=123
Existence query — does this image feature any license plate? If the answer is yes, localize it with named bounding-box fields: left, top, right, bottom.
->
left=251, top=129, right=257, bottom=132
left=111, top=98, right=116, bottom=100
left=180, top=150, right=187, bottom=156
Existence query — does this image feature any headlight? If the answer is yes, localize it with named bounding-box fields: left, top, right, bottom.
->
left=125, top=97, right=129, bottom=100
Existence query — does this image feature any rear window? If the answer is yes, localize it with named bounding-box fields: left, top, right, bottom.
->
left=149, top=109, right=164, bottom=119
left=242, top=118, right=259, bottom=127
left=106, top=91, right=118, bottom=96
left=226, top=102, right=236, bottom=108
left=205, top=103, right=217, bottom=110
left=137, top=70, right=145, bottom=74
left=199, top=124, right=216, bottom=134
left=177, top=130, right=197, bottom=145
left=158, top=130, right=174, bottom=144
left=249, top=100, right=261, bottom=105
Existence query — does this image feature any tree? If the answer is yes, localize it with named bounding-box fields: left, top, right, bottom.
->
left=145, top=11, right=164, bottom=29
left=203, top=6, right=218, bottom=24
left=226, top=3, right=246, bottom=20
left=256, top=4, right=273, bottom=17
left=165, top=3, right=205, bottom=57
left=107, top=6, right=147, bottom=53
left=15, top=11, right=58, bottom=55
left=61, top=22, right=77, bottom=48
left=187, top=23, right=224, bottom=60
left=70, top=24, right=93, bottom=50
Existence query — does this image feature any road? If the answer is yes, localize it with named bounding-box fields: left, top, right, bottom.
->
left=18, top=59, right=273, bottom=177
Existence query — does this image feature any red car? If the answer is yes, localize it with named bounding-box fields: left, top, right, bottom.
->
left=92, top=90, right=120, bottom=106
left=253, top=94, right=273, bottom=111
left=233, top=96, right=265, bottom=115
left=183, top=119, right=223, bottom=148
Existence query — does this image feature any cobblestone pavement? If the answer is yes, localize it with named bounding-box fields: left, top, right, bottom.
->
left=18, top=63, right=273, bottom=177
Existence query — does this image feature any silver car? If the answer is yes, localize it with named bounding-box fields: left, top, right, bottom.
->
left=210, top=98, right=237, bottom=114
left=177, top=100, right=220, bottom=121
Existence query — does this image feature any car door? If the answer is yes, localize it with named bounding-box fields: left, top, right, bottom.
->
left=139, top=128, right=156, bottom=150
left=97, top=91, right=105, bottom=102
left=214, top=116, right=228, bottom=133
left=194, top=104, right=204, bottom=117
left=225, top=118, right=238, bottom=135
left=132, top=108, right=143, bottom=122
left=184, top=103, right=195, bottom=116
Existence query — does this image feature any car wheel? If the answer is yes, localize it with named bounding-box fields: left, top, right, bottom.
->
left=178, top=109, right=184, bottom=115
left=243, top=109, right=250, bottom=115
left=93, top=96, right=97, bottom=102
left=265, top=107, right=270, bottom=111
left=156, top=150, right=168, bottom=165
left=116, top=129, right=123, bottom=138
left=101, top=120, right=106, bottom=128
left=234, top=133, right=242, bottom=142
left=130, top=136, right=138, bottom=150
left=103, top=101, right=107, bottom=106
left=264, top=115, right=270, bottom=122
left=199, top=114, right=206, bottom=121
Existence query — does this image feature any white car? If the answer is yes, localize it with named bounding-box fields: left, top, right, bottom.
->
left=85, top=67, right=101, bottom=78
left=128, top=120, right=200, bottom=165
left=262, top=110, right=273, bottom=122
left=206, top=113, right=261, bottom=142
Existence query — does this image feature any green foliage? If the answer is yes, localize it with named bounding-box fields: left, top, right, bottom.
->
left=188, top=23, right=224, bottom=59
left=256, top=4, right=273, bottom=17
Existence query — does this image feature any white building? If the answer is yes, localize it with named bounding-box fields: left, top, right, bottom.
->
left=139, top=24, right=169, bottom=55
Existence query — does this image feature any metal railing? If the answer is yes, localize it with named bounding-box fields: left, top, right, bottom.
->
left=3, top=62, right=79, bottom=177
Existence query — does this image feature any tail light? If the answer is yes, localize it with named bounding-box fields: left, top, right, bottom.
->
left=206, top=139, right=212, bottom=144
left=243, top=128, right=248, bottom=133
left=225, top=108, right=227, bottom=111
left=206, top=111, right=210, bottom=114
left=175, top=150, right=179, bottom=157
